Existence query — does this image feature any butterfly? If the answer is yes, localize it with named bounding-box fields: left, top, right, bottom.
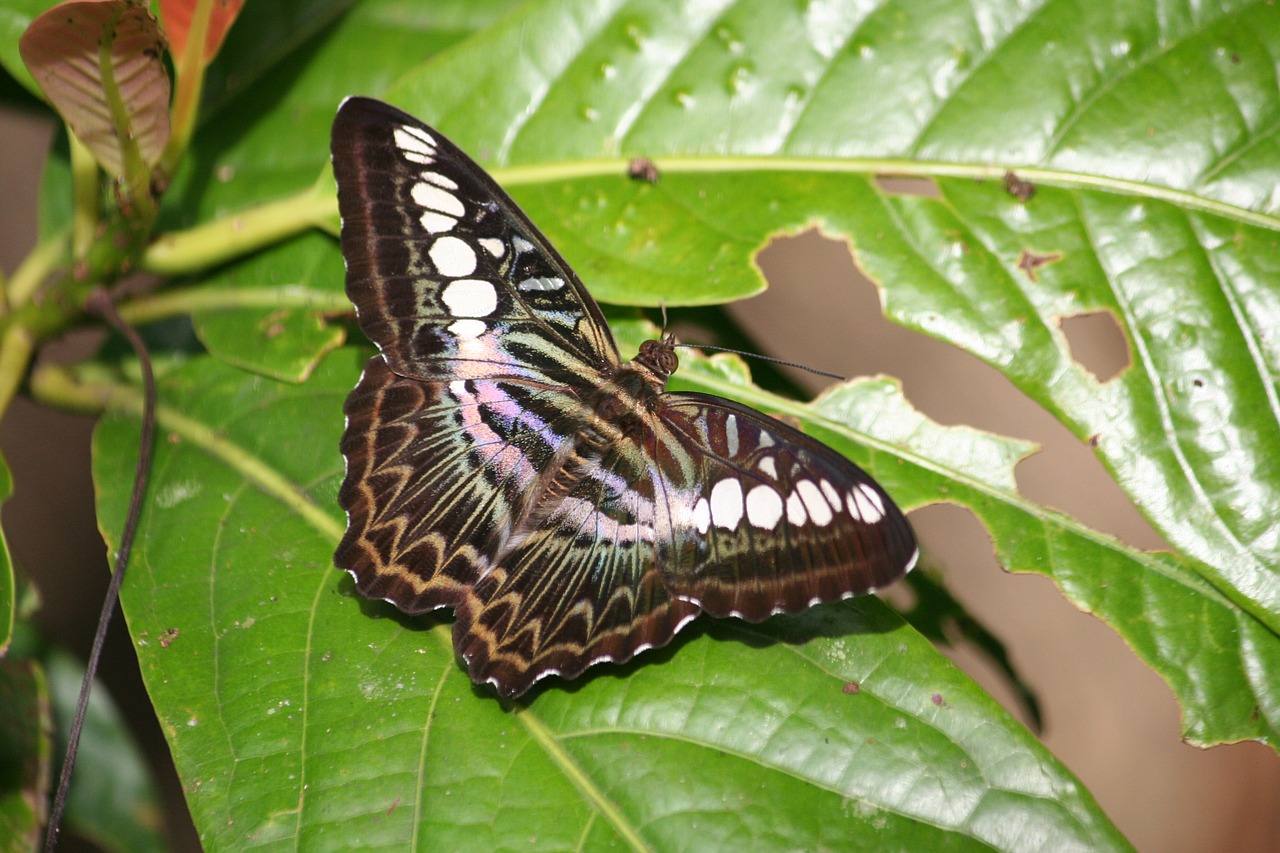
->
left=330, top=97, right=918, bottom=697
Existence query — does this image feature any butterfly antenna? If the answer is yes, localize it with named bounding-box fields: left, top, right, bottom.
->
left=675, top=343, right=847, bottom=382
left=658, top=300, right=669, bottom=335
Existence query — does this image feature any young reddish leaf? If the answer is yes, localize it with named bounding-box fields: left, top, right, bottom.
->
left=160, top=0, right=245, bottom=69
left=19, top=0, right=170, bottom=178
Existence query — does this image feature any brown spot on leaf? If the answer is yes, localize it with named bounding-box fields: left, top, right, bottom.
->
left=1016, top=249, right=1063, bottom=282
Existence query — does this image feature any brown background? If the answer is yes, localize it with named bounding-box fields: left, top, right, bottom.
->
left=3, top=102, right=1279, bottom=851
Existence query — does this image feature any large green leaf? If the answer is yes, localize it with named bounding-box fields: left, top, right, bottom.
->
left=37, top=0, right=1278, bottom=846
left=79, top=349, right=1126, bottom=850
left=364, top=0, right=1280, bottom=737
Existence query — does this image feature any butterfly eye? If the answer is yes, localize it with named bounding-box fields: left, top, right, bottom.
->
left=637, top=338, right=679, bottom=377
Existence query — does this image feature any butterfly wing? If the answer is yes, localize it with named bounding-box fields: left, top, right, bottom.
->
left=336, top=357, right=594, bottom=613
left=332, top=96, right=619, bottom=612
left=453, top=439, right=700, bottom=697
left=331, top=96, right=618, bottom=384
left=650, top=394, right=918, bottom=619
left=450, top=392, right=916, bottom=696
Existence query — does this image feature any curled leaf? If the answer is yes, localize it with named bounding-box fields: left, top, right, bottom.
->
left=19, top=0, right=171, bottom=178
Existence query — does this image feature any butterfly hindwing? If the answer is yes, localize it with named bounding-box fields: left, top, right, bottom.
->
left=336, top=356, right=594, bottom=613
left=651, top=395, right=918, bottom=619
left=454, top=441, right=701, bottom=696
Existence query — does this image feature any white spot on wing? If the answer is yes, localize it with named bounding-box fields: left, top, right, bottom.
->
left=479, top=238, right=506, bottom=258
left=709, top=479, right=744, bottom=529
left=745, top=485, right=783, bottom=529
left=411, top=181, right=464, bottom=216
left=513, top=236, right=535, bottom=253
left=786, top=490, right=807, bottom=525
left=692, top=497, right=711, bottom=534
left=796, top=480, right=833, bottom=526
left=394, top=126, right=436, bottom=159
left=758, top=457, right=777, bottom=478
left=419, top=212, right=457, bottom=233
left=430, top=236, right=477, bottom=276
left=420, top=170, right=458, bottom=190
left=725, top=414, right=739, bottom=456
left=517, top=276, right=564, bottom=292
left=441, top=279, right=497, bottom=317
left=448, top=319, right=486, bottom=339
left=853, top=483, right=885, bottom=524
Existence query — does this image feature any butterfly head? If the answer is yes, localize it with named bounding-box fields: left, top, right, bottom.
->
left=635, top=334, right=679, bottom=381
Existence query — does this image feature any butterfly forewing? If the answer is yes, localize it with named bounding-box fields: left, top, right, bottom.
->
left=332, top=97, right=918, bottom=697
left=331, top=97, right=617, bottom=385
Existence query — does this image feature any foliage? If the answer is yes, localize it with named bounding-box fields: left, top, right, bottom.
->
left=1, top=0, right=1277, bottom=849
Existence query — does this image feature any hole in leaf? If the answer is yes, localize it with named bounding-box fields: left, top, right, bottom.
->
left=874, top=175, right=939, bottom=197
left=1059, top=311, right=1130, bottom=382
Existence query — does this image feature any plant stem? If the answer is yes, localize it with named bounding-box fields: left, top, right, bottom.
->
left=117, top=284, right=349, bottom=326
left=8, top=231, right=70, bottom=309
left=161, top=0, right=215, bottom=177
left=141, top=182, right=337, bottom=275
left=68, top=133, right=99, bottom=260
left=0, top=326, right=35, bottom=420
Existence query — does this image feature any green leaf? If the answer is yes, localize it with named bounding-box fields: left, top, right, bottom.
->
left=0, top=657, right=50, bottom=852
left=19, top=0, right=171, bottom=177
left=187, top=232, right=346, bottom=382
left=44, top=650, right=165, bottom=853
left=161, top=0, right=524, bottom=224
left=84, top=350, right=1127, bottom=850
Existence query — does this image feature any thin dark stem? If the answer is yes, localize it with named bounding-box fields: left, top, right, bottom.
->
left=44, top=288, right=157, bottom=852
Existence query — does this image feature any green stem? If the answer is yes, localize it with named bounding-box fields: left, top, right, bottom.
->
left=68, top=133, right=99, bottom=261
left=161, top=0, right=214, bottom=177
left=141, top=182, right=337, bottom=276
left=0, top=325, right=36, bottom=419
left=8, top=231, right=70, bottom=309
left=118, top=285, right=349, bottom=326
left=30, top=362, right=342, bottom=542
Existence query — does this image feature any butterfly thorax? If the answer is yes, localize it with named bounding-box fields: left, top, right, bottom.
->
left=583, top=335, right=678, bottom=437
